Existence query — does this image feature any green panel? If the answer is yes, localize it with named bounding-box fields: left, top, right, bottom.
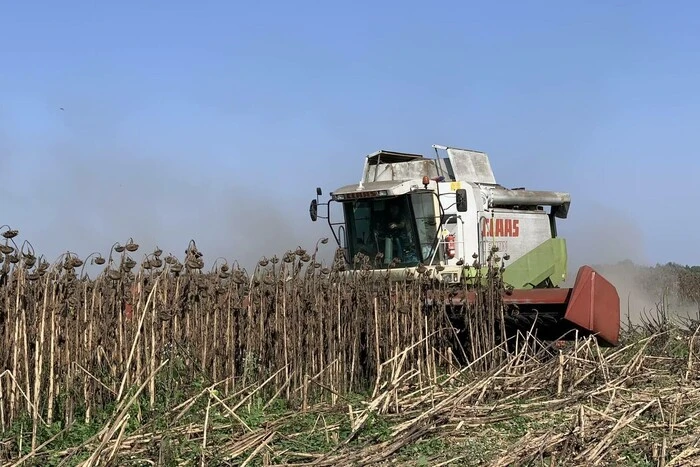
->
left=501, top=238, right=568, bottom=289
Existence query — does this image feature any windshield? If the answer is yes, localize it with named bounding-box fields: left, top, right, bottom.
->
left=342, top=193, right=440, bottom=268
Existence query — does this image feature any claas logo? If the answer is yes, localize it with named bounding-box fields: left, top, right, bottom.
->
left=481, top=218, right=520, bottom=237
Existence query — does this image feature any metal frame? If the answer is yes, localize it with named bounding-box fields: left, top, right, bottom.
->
left=310, top=188, right=345, bottom=253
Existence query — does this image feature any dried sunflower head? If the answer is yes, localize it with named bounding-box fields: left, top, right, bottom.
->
left=125, top=242, right=139, bottom=252
left=93, top=256, right=106, bottom=265
left=232, top=271, right=245, bottom=284
left=0, top=245, right=14, bottom=255
left=186, top=258, right=204, bottom=270
left=1, top=229, right=18, bottom=239
left=107, top=269, right=122, bottom=281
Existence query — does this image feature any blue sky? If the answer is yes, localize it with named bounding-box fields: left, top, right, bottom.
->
left=1, top=1, right=698, bottom=270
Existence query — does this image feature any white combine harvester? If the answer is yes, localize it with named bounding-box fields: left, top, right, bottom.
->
left=309, top=144, right=620, bottom=347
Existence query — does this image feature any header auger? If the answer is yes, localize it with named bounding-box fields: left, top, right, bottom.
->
left=309, top=144, right=620, bottom=349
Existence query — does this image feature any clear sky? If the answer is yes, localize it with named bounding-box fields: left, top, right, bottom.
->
left=1, top=1, right=698, bottom=270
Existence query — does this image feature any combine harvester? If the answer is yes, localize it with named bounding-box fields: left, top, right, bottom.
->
left=309, top=144, right=620, bottom=347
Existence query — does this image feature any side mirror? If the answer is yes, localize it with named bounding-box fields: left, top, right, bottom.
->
left=456, top=188, right=468, bottom=212
left=309, top=199, right=318, bottom=221
left=316, top=187, right=322, bottom=196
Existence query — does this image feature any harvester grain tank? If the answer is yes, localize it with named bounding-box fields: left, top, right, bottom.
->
left=309, top=145, right=620, bottom=347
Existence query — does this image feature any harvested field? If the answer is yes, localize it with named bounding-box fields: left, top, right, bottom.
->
left=0, top=228, right=699, bottom=466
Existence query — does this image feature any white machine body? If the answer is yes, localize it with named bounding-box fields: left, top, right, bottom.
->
left=325, top=146, right=571, bottom=283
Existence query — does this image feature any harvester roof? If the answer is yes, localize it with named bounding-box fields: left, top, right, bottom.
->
left=359, top=145, right=498, bottom=187
left=330, top=145, right=571, bottom=218
left=365, top=150, right=426, bottom=165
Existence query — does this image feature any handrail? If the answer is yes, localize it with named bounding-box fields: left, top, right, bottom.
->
left=427, top=214, right=467, bottom=266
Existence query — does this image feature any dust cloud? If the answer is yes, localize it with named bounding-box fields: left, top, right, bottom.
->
left=592, top=262, right=699, bottom=328
left=560, top=201, right=697, bottom=326
left=3, top=139, right=335, bottom=273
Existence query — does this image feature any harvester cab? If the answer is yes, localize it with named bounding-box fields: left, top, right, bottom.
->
left=309, top=145, right=620, bottom=347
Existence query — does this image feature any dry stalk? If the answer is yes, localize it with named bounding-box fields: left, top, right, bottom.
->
left=1, top=232, right=699, bottom=466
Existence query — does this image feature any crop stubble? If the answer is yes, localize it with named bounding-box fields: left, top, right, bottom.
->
left=0, top=227, right=699, bottom=465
